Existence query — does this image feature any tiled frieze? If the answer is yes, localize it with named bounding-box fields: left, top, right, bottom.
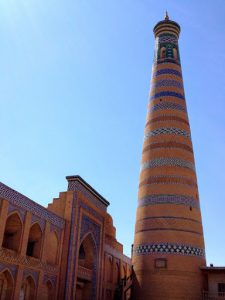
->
left=138, top=194, right=199, bottom=208
left=151, top=79, right=183, bottom=89
left=144, top=127, right=191, bottom=140
left=149, top=102, right=186, bottom=113
left=0, top=247, right=58, bottom=274
left=141, top=158, right=195, bottom=172
left=133, top=243, right=205, bottom=257
left=0, top=182, right=65, bottom=229
left=150, top=91, right=185, bottom=101
left=158, top=34, right=178, bottom=44
left=152, top=68, right=182, bottom=78
left=67, top=180, right=107, bottom=211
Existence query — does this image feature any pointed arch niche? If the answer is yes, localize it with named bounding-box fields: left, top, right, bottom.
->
left=19, top=276, right=36, bottom=300
left=76, top=233, right=97, bottom=300
left=42, top=280, right=54, bottom=300
left=2, top=212, right=23, bottom=252
left=26, top=223, right=43, bottom=259
left=0, top=269, right=14, bottom=300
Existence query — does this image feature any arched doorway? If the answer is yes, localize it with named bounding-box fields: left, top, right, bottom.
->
left=76, top=233, right=97, bottom=300
left=26, top=223, right=43, bottom=259
left=2, top=213, right=23, bottom=252
left=19, top=276, right=36, bottom=300
left=0, top=270, right=14, bottom=300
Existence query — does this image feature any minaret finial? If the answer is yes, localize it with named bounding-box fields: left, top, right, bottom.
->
left=165, top=10, right=169, bottom=20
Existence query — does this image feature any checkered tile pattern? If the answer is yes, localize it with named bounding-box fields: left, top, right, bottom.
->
left=133, top=243, right=205, bottom=257
left=149, top=102, right=186, bottom=113
left=144, top=127, right=191, bottom=140
left=141, top=158, right=195, bottom=171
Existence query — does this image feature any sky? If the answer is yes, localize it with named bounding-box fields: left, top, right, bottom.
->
left=0, top=0, right=225, bottom=265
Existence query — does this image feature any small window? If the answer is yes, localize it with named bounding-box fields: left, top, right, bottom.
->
left=155, top=258, right=167, bottom=269
left=218, top=283, right=225, bottom=293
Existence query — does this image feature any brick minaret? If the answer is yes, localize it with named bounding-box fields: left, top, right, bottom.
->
left=132, top=13, right=206, bottom=300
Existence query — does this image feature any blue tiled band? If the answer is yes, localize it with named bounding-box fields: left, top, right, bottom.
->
left=138, top=194, right=199, bottom=208
left=144, top=127, right=191, bottom=140
left=151, top=79, right=183, bottom=89
left=141, top=158, right=195, bottom=171
left=149, top=102, right=186, bottom=113
left=133, top=243, right=205, bottom=257
left=152, top=68, right=182, bottom=78
left=150, top=91, right=185, bottom=101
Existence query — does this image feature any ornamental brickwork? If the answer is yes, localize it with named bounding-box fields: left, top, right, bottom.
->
left=132, top=13, right=206, bottom=300
left=0, top=176, right=131, bottom=300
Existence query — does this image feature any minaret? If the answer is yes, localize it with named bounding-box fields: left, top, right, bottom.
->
left=132, top=13, right=206, bottom=300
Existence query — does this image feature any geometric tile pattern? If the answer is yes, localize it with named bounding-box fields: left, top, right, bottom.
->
left=150, top=91, right=185, bottom=101
left=141, top=158, right=195, bottom=171
left=144, top=127, right=191, bottom=140
left=0, top=263, right=17, bottom=279
left=151, top=79, right=183, bottom=89
left=133, top=243, right=205, bottom=257
left=67, top=180, right=107, bottom=212
left=138, top=194, right=199, bottom=208
left=152, top=68, right=182, bottom=78
left=149, top=102, right=186, bottom=113
left=158, top=35, right=178, bottom=44
left=0, top=182, right=65, bottom=229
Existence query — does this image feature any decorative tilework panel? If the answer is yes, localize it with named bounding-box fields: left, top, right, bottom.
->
left=158, top=35, right=178, bottom=44
left=142, top=142, right=193, bottom=153
left=8, top=203, right=26, bottom=222
left=144, top=127, right=191, bottom=140
left=152, top=68, right=182, bottom=78
left=150, top=91, right=185, bottom=101
left=133, top=243, right=205, bottom=257
left=151, top=79, right=183, bottom=89
left=50, top=224, right=62, bottom=240
left=154, top=59, right=180, bottom=66
left=0, top=262, right=17, bottom=279
left=0, top=182, right=65, bottom=229
left=138, top=194, right=199, bottom=208
left=149, top=102, right=186, bottom=113
left=141, top=158, right=195, bottom=171
left=0, top=247, right=58, bottom=274
left=31, top=214, right=46, bottom=232
left=43, top=273, right=57, bottom=286
left=23, top=269, right=39, bottom=286
left=68, top=181, right=107, bottom=211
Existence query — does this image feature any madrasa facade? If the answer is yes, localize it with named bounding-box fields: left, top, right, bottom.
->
left=0, top=13, right=225, bottom=300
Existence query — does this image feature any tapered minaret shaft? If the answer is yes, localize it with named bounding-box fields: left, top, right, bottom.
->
left=132, top=14, right=206, bottom=300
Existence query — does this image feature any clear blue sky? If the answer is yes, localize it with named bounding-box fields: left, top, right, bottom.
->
left=1, top=0, right=225, bottom=265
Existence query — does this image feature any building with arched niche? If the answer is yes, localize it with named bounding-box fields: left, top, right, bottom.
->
left=0, top=175, right=132, bottom=300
